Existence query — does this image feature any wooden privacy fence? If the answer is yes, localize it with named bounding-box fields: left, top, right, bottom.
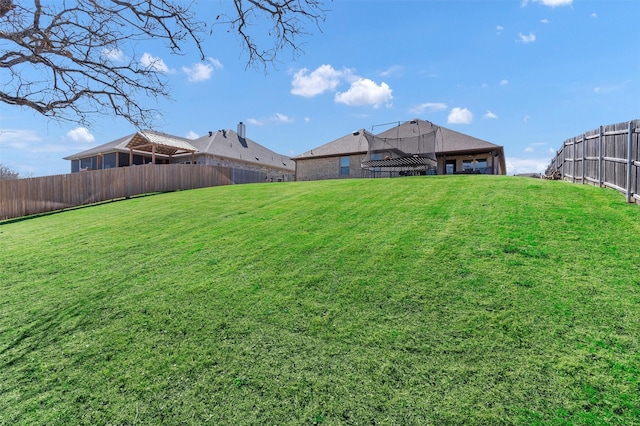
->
left=0, top=164, right=266, bottom=221
left=546, top=120, right=640, bottom=204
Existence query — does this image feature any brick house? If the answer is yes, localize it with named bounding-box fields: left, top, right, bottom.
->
left=293, top=119, right=506, bottom=181
left=64, top=122, right=295, bottom=182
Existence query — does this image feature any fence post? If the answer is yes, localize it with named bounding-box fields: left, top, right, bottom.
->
left=561, top=143, right=565, bottom=180
left=626, top=121, right=633, bottom=203
left=598, top=125, right=603, bottom=187
left=572, top=137, right=576, bottom=183
left=581, top=134, right=585, bottom=183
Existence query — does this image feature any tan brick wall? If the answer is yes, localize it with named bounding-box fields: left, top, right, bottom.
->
left=296, top=151, right=504, bottom=180
left=437, top=152, right=499, bottom=174
left=191, top=154, right=295, bottom=181
left=295, top=154, right=366, bottom=181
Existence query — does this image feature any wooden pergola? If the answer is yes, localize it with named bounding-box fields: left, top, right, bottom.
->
left=126, top=132, right=197, bottom=165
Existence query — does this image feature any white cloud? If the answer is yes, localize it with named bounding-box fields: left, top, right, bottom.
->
left=209, top=58, right=223, bottom=69
left=500, top=79, right=509, bottom=86
left=496, top=25, right=504, bottom=34
left=541, top=18, right=550, bottom=24
left=0, top=129, right=43, bottom=149
left=304, top=117, right=311, bottom=123
left=182, top=58, right=222, bottom=83
left=379, top=65, right=403, bottom=77
left=524, top=147, right=534, bottom=153
left=0, top=129, right=70, bottom=153
left=518, top=32, right=536, bottom=43
left=334, top=78, right=393, bottom=108
left=535, top=0, right=572, bottom=6
left=447, top=107, right=473, bottom=124
left=246, top=118, right=263, bottom=126
left=140, top=52, right=170, bottom=73
left=591, top=13, right=598, bottom=18
left=67, top=127, right=95, bottom=143
left=522, top=0, right=572, bottom=6
left=291, top=64, right=351, bottom=97
left=274, top=113, right=294, bottom=123
left=549, top=147, right=557, bottom=154
left=185, top=131, right=199, bottom=139
left=247, top=113, right=294, bottom=126
left=484, top=110, right=498, bottom=119
left=102, top=48, right=125, bottom=62
left=410, top=102, right=448, bottom=114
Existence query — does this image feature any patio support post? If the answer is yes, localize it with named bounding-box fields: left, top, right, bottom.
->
left=491, top=150, right=496, bottom=174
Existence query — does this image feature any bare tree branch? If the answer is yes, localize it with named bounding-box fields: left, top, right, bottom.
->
left=0, top=0, right=328, bottom=128
left=216, top=0, right=327, bottom=69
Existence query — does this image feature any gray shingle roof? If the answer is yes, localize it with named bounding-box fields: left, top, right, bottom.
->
left=294, top=129, right=370, bottom=159
left=293, top=119, right=503, bottom=159
left=64, top=129, right=294, bottom=171
left=63, top=131, right=197, bottom=159
left=63, top=133, right=136, bottom=159
left=185, top=129, right=294, bottom=171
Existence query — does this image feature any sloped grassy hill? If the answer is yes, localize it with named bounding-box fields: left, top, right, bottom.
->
left=1, top=176, right=640, bottom=425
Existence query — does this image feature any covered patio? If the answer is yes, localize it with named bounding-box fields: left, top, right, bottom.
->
left=126, top=132, right=197, bottom=165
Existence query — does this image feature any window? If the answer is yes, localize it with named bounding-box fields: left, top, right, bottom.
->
left=371, top=153, right=383, bottom=174
left=463, top=159, right=487, bottom=173
left=445, top=160, right=456, bottom=174
left=80, top=157, right=95, bottom=170
left=103, top=153, right=117, bottom=169
left=340, top=156, right=350, bottom=176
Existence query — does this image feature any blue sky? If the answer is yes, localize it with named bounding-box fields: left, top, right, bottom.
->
left=1, top=0, right=638, bottom=177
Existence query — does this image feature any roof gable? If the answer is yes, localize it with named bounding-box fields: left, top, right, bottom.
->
left=376, top=119, right=501, bottom=153
left=63, top=134, right=135, bottom=159
left=63, top=131, right=197, bottom=159
left=293, top=119, right=503, bottom=160
left=64, top=129, right=294, bottom=170
left=131, top=131, right=197, bottom=155
left=188, top=129, right=294, bottom=170
left=293, top=129, right=369, bottom=159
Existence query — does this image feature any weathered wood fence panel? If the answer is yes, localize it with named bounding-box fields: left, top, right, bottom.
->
left=0, top=164, right=265, bottom=221
left=546, top=120, right=640, bottom=204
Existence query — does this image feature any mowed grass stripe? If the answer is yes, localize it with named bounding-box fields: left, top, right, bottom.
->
left=1, top=176, right=639, bottom=425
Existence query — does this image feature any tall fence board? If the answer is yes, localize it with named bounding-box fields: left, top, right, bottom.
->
left=546, top=120, right=640, bottom=204
left=0, top=164, right=266, bottom=221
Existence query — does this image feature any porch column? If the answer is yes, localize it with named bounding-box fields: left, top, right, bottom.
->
left=129, top=148, right=133, bottom=166
left=492, top=150, right=496, bottom=174
left=152, top=145, right=156, bottom=164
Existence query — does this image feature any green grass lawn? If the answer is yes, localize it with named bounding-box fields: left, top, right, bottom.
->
left=1, top=175, right=640, bottom=425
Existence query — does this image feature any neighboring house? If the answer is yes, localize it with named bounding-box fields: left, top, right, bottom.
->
left=64, top=122, right=295, bottom=182
left=293, top=119, right=507, bottom=181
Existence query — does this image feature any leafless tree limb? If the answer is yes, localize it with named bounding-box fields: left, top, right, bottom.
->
left=0, top=0, right=328, bottom=128
left=216, top=0, right=327, bottom=69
